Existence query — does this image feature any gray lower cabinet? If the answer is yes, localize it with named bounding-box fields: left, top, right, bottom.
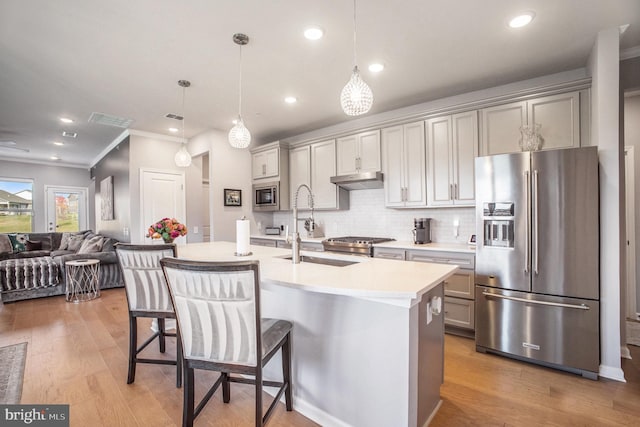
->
left=250, top=238, right=277, bottom=247
left=372, top=247, right=406, bottom=260
left=405, top=250, right=476, bottom=336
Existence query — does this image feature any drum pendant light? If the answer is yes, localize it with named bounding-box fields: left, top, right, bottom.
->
left=228, top=33, right=252, bottom=149
left=340, top=0, right=373, bottom=116
left=174, top=79, right=192, bottom=167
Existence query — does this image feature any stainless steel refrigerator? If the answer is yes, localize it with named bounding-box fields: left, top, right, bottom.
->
left=474, top=146, right=600, bottom=379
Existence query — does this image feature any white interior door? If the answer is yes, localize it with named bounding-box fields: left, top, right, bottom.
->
left=140, top=169, right=186, bottom=244
left=45, top=186, right=88, bottom=232
left=625, top=146, right=637, bottom=320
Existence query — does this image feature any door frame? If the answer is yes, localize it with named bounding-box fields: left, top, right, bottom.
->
left=44, top=185, right=89, bottom=232
left=624, top=146, right=637, bottom=319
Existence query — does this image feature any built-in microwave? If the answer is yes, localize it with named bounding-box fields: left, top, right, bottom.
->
left=253, top=182, right=280, bottom=211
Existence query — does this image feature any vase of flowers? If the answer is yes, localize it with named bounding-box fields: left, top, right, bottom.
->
left=147, top=218, right=187, bottom=243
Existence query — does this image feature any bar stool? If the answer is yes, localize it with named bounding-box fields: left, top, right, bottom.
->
left=160, top=258, right=292, bottom=427
left=115, top=243, right=181, bottom=387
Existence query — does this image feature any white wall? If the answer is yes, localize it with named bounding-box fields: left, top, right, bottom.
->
left=625, top=95, right=640, bottom=309
left=0, top=160, right=90, bottom=232
left=587, top=27, right=624, bottom=381
left=188, top=129, right=271, bottom=242
left=273, top=189, right=475, bottom=244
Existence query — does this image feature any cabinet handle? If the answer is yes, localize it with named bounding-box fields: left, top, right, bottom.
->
left=454, top=183, right=458, bottom=200
left=450, top=184, right=453, bottom=200
left=262, top=164, right=266, bottom=175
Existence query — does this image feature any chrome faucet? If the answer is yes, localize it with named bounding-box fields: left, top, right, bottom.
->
left=292, top=184, right=315, bottom=264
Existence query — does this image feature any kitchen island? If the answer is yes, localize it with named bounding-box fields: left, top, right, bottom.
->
left=176, top=241, right=458, bottom=427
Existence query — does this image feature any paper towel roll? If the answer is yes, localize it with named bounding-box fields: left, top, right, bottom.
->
left=236, top=219, right=250, bottom=255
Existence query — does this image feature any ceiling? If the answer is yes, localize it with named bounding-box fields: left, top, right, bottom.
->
left=1, top=0, right=639, bottom=168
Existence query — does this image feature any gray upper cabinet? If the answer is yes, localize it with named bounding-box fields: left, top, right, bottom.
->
left=426, top=111, right=478, bottom=207
left=252, top=147, right=280, bottom=179
left=382, top=121, right=426, bottom=208
left=289, top=145, right=311, bottom=210
left=480, top=91, right=581, bottom=156
left=336, top=130, right=381, bottom=175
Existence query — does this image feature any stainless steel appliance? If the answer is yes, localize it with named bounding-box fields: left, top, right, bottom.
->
left=322, top=236, right=395, bottom=256
left=474, top=146, right=600, bottom=379
left=330, top=170, right=384, bottom=190
left=413, top=218, right=432, bottom=244
left=253, top=181, right=281, bottom=211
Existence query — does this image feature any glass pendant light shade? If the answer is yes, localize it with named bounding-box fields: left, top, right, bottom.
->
left=228, top=116, right=251, bottom=148
left=174, top=144, right=192, bottom=167
left=229, top=33, right=251, bottom=149
left=340, top=66, right=373, bottom=116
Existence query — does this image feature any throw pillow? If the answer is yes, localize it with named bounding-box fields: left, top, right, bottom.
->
left=77, top=235, right=104, bottom=254
left=8, top=234, right=27, bottom=253
left=66, top=234, right=85, bottom=252
left=59, top=232, right=73, bottom=250
left=25, top=240, right=43, bottom=251
left=0, top=235, right=12, bottom=253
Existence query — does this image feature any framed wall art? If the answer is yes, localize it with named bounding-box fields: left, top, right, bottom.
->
left=100, top=176, right=114, bottom=220
left=224, top=189, right=242, bottom=207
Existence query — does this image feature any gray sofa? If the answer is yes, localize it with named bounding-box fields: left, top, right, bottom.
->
left=0, top=230, right=124, bottom=303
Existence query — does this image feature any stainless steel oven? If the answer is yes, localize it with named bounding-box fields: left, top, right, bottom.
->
left=253, top=181, right=280, bottom=211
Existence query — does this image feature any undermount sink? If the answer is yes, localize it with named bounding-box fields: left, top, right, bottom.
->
left=280, top=255, right=358, bottom=267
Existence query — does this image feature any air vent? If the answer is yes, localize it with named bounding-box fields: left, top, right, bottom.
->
left=88, top=112, right=134, bottom=128
left=165, top=113, right=184, bottom=121
left=62, top=131, right=77, bottom=138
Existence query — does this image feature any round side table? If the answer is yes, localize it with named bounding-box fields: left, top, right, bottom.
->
left=65, top=259, right=100, bottom=303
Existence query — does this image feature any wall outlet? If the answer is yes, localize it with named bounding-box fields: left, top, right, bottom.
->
left=193, top=226, right=199, bottom=234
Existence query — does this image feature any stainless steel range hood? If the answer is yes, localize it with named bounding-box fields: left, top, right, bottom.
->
left=330, top=171, right=384, bottom=190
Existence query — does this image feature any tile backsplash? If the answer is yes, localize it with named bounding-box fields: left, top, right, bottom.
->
left=270, top=189, right=476, bottom=244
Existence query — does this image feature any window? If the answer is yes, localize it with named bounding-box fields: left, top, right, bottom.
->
left=0, top=179, right=34, bottom=232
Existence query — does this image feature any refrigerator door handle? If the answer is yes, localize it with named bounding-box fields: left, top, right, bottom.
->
left=533, top=170, right=539, bottom=275
left=524, top=171, right=530, bottom=273
left=481, top=291, right=591, bottom=310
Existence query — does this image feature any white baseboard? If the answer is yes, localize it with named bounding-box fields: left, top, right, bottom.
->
left=599, top=364, right=627, bottom=382
left=262, top=386, right=351, bottom=427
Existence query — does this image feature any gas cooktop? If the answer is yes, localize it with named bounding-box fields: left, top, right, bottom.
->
left=322, top=236, right=395, bottom=256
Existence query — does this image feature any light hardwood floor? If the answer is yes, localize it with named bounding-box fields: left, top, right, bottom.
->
left=1, top=288, right=639, bottom=426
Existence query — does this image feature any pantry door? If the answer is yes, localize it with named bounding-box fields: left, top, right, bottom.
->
left=140, top=169, right=186, bottom=244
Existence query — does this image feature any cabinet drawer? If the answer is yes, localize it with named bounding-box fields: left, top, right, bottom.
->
left=444, top=296, right=475, bottom=330
left=444, top=272, right=474, bottom=299
left=373, top=247, right=406, bottom=260
left=277, top=240, right=292, bottom=249
left=250, top=238, right=277, bottom=247
left=406, top=250, right=474, bottom=269
left=301, top=242, right=323, bottom=252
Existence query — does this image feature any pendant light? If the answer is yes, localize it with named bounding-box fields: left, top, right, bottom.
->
left=228, top=33, right=251, bottom=149
left=174, top=79, right=192, bottom=167
left=340, top=0, right=373, bottom=116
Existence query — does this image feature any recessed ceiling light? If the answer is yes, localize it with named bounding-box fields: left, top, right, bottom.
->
left=59, top=117, right=74, bottom=124
left=368, top=63, right=384, bottom=73
left=284, top=96, right=297, bottom=104
left=508, top=12, right=534, bottom=28
left=53, top=141, right=64, bottom=146
left=304, top=26, right=324, bottom=40
left=50, top=156, right=60, bottom=160
left=169, top=127, right=179, bottom=133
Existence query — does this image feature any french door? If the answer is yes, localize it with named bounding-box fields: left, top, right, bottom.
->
left=45, top=186, right=88, bottom=232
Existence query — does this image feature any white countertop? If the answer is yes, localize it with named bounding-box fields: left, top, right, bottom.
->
left=373, top=240, right=476, bottom=254
left=175, top=241, right=457, bottom=304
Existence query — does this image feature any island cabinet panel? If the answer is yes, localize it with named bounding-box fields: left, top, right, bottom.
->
left=336, top=129, right=381, bottom=175
left=373, top=246, right=407, bottom=260
left=261, top=281, right=445, bottom=427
